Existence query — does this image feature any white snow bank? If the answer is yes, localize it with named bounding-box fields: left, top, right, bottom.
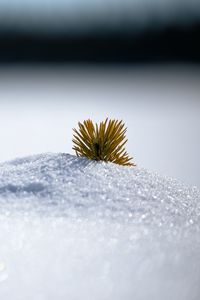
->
left=0, top=153, right=200, bottom=300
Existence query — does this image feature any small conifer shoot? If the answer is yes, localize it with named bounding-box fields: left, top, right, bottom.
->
left=72, top=118, right=135, bottom=166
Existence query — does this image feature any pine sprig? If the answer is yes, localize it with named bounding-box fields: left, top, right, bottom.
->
left=72, top=118, right=135, bottom=166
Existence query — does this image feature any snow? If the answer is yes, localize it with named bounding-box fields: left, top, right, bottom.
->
left=0, top=153, right=200, bottom=300
left=1, top=65, right=200, bottom=187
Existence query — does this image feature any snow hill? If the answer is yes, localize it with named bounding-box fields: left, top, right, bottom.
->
left=0, top=153, right=200, bottom=300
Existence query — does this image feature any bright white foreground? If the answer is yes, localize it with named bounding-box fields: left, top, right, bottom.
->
left=0, top=153, right=200, bottom=300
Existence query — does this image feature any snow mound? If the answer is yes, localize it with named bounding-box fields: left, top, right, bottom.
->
left=0, top=153, right=200, bottom=300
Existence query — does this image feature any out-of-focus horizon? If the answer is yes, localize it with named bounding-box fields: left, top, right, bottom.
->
left=0, top=0, right=200, bottom=63
left=0, top=0, right=199, bottom=187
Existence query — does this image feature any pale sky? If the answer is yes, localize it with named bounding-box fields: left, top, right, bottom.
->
left=0, top=0, right=199, bottom=33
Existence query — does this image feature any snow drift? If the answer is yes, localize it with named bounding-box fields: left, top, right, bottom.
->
left=0, top=153, right=200, bottom=300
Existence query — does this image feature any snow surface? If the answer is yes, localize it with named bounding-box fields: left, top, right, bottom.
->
left=0, top=153, right=200, bottom=300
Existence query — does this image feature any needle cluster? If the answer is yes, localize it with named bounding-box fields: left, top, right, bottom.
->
left=72, top=118, right=135, bottom=166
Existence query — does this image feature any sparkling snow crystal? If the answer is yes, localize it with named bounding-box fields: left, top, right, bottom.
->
left=0, top=153, right=200, bottom=300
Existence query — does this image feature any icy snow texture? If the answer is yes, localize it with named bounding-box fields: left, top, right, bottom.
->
left=0, top=153, right=200, bottom=300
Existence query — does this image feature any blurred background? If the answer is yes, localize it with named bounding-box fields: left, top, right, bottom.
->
left=0, top=0, right=200, bottom=187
